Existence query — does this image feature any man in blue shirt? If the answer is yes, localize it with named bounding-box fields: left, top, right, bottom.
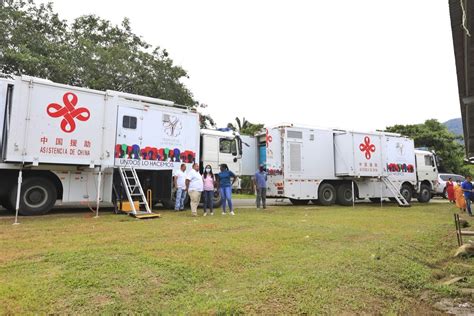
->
left=461, top=175, right=473, bottom=216
left=253, top=165, right=267, bottom=209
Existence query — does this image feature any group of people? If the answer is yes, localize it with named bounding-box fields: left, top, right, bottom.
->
left=445, top=175, right=474, bottom=216
left=173, top=163, right=238, bottom=216
left=172, top=163, right=268, bottom=216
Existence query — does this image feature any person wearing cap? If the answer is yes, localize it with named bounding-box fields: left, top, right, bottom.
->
left=253, top=165, right=267, bottom=209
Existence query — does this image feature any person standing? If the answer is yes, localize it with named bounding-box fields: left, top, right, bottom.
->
left=202, top=164, right=216, bottom=216
left=173, top=163, right=187, bottom=211
left=454, top=180, right=466, bottom=212
left=461, top=175, right=474, bottom=216
left=253, top=165, right=267, bottom=209
left=186, top=163, right=203, bottom=216
left=216, top=164, right=237, bottom=215
left=446, top=177, right=455, bottom=203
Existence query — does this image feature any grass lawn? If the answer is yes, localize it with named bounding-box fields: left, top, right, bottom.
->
left=0, top=203, right=473, bottom=314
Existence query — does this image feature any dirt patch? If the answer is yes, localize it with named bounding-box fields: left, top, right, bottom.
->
left=433, top=298, right=474, bottom=315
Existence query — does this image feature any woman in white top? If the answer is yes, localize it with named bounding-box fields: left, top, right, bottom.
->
left=185, top=163, right=203, bottom=216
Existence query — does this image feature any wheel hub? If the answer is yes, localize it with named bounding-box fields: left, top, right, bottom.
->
left=24, top=186, right=48, bottom=208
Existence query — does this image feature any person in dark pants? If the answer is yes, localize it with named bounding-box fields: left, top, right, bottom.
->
left=253, top=165, right=267, bottom=209
left=461, top=175, right=474, bottom=216
left=202, top=164, right=215, bottom=216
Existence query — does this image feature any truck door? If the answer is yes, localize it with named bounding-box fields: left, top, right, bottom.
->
left=0, top=82, right=12, bottom=161
left=116, top=106, right=143, bottom=159
left=416, top=152, right=438, bottom=182
left=218, top=138, right=241, bottom=174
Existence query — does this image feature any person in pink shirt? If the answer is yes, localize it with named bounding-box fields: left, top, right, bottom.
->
left=202, top=164, right=216, bottom=216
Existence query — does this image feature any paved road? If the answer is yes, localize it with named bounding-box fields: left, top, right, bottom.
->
left=233, top=197, right=449, bottom=207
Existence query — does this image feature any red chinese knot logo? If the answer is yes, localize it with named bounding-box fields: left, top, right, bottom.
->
left=266, top=129, right=273, bottom=146
left=359, top=136, right=375, bottom=160
left=47, top=92, right=90, bottom=133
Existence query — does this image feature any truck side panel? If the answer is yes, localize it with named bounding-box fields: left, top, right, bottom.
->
left=5, top=77, right=115, bottom=166
left=114, top=101, right=200, bottom=172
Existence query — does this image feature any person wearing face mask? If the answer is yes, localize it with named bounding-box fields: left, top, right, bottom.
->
left=253, top=165, right=267, bottom=209
left=202, top=164, right=216, bottom=216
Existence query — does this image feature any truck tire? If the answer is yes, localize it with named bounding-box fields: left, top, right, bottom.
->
left=442, top=188, right=448, bottom=199
left=336, top=183, right=353, bottom=206
left=318, top=183, right=336, bottom=206
left=417, top=184, right=431, bottom=203
left=400, top=184, right=413, bottom=202
left=162, top=190, right=190, bottom=210
left=212, top=190, right=223, bottom=208
left=289, top=198, right=309, bottom=205
left=0, top=197, right=14, bottom=213
left=9, top=177, right=57, bottom=216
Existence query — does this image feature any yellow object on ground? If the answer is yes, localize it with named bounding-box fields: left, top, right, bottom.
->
left=131, top=212, right=161, bottom=219
left=121, top=201, right=140, bottom=213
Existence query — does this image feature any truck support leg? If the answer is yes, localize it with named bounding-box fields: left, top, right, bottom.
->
left=94, top=169, right=102, bottom=218
left=13, top=170, right=23, bottom=225
left=351, top=181, right=355, bottom=208
left=380, top=181, right=383, bottom=208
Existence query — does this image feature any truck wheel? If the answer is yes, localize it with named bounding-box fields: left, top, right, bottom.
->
left=318, top=183, right=336, bottom=206
left=0, top=197, right=14, bottom=213
left=417, top=184, right=431, bottom=203
left=212, top=190, right=223, bottom=208
left=162, top=190, right=190, bottom=210
left=400, top=184, right=413, bottom=202
left=289, top=198, right=309, bottom=205
left=161, top=199, right=174, bottom=209
left=442, top=188, right=448, bottom=199
left=9, top=177, right=57, bottom=216
left=336, top=183, right=353, bottom=206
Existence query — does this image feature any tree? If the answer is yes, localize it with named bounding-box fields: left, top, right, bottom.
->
left=228, top=117, right=264, bottom=136
left=385, top=119, right=468, bottom=175
left=0, top=0, right=195, bottom=105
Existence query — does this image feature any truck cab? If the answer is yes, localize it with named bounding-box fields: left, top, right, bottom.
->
left=414, top=149, right=439, bottom=202
left=200, top=129, right=243, bottom=175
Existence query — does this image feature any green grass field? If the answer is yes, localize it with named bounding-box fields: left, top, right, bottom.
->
left=0, top=203, right=473, bottom=314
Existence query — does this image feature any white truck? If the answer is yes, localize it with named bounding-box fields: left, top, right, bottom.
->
left=243, top=125, right=438, bottom=206
left=0, top=75, right=242, bottom=215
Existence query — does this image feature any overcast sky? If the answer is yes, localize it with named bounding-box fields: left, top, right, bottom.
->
left=37, top=0, right=461, bottom=131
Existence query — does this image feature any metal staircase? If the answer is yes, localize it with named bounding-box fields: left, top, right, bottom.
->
left=118, top=166, right=160, bottom=219
left=381, top=176, right=411, bottom=207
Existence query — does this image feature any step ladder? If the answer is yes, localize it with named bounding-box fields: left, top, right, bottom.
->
left=118, top=166, right=160, bottom=219
left=381, top=176, right=411, bottom=207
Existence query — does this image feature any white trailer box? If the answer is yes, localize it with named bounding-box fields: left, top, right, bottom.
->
left=113, top=97, right=200, bottom=171
left=5, top=76, right=116, bottom=167
left=382, top=135, right=416, bottom=181
left=334, top=131, right=383, bottom=177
